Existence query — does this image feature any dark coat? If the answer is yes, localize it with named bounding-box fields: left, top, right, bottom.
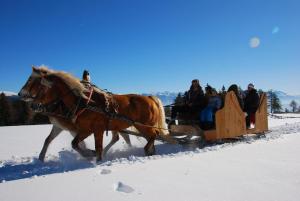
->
left=243, top=89, right=260, bottom=113
left=184, top=87, right=205, bottom=109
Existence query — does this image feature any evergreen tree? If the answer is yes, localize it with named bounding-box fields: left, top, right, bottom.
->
left=258, top=89, right=264, bottom=96
left=0, top=93, right=11, bottom=126
left=13, top=100, right=29, bottom=125
left=267, top=90, right=282, bottom=113
left=222, top=85, right=226, bottom=92
left=221, top=85, right=226, bottom=94
left=164, top=106, right=171, bottom=118
left=174, top=92, right=184, bottom=105
left=289, top=100, right=298, bottom=113
left=30, top=113, right=49, bottom=125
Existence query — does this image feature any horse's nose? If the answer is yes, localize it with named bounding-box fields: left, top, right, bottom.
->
left=18, top=89, right=26, bottom=97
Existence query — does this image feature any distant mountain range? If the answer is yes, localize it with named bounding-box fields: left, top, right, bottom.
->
left=272, top=90, right=300, bottom=110
left=142, top=91, right=179, bottom=106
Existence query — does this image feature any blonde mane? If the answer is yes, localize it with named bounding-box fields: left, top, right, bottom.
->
left=37, top=66, right=87, bottom=98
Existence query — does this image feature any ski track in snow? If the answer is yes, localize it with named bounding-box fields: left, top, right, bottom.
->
left=1, top=121, right=300, bottom=182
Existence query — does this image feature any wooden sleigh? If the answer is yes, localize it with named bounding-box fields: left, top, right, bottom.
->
left=203, top=91, right=268, bottom=141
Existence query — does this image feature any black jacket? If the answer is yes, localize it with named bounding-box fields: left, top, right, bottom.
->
left=243, top=89, right=259, bottom=113
left=184, top=87, right=205, bottom=109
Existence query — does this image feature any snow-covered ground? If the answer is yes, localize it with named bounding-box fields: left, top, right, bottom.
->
left=1, top=114, right=300, bottom=201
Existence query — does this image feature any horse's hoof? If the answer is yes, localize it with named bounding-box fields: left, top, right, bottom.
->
left=38, top=154, right=45, bottom=162
left=96, top=154, right=102, bottom=162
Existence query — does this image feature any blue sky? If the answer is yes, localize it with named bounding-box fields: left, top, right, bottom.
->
left=0, top=0, right=299, bottom=94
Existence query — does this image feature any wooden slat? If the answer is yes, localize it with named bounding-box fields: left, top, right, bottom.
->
left=250, top=93, right=268, bottom=133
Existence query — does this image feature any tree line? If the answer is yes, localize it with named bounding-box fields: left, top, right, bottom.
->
left=0, top=93, right=49, bottom=126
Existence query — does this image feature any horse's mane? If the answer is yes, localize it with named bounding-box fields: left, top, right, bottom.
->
left=37, top=66, right=87, bottom=98
left=37, top=66, right=109, bottom=99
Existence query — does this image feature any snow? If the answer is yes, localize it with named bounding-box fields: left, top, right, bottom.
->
left=1, top=114, right=300, bottom=201
left=0, top=91, right=18, bottom=96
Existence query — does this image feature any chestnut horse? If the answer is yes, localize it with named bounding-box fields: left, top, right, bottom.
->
left=19, top=66, right=173, bottom=161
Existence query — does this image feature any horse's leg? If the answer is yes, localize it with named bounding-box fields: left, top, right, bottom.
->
left=135, top=126, right=157, bottom=156
left=70, top=131, right=88, bottom=150
left=94, top=129, right=104, bottom=162
left=144, top=136, right=156, bottom=156
left=71, top=132, right=95, bottom=158
left=120, top=132, right=132, bottom=147
left=39, top=125, right=63, bottom=162
left=103, top=131, right=119, bottom=156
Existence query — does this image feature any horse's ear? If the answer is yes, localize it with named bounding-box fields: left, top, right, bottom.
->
left=32, top=65, right=42, bottom=77
left=32, top=65, right=38, bottom=73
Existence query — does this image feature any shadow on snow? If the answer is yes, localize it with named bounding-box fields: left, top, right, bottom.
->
left=0, top=142, right=189, bottom=182
left=0, top=133, right=274, bottom=183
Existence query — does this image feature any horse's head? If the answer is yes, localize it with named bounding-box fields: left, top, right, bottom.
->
left=18, top=66, right=57, bottom=105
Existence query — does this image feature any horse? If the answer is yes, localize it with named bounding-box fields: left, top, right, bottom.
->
left=19, top=66, right=174, bottom=161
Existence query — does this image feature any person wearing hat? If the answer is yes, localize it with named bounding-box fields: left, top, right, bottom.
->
left=170, top=79, right=205, bottom=124
left=81, top=70, right=91, bottom=88
left=243, top=83, right=260, bottom=128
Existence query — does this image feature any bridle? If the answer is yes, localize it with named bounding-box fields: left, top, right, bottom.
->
left=28, top=75, right=82, bottom=119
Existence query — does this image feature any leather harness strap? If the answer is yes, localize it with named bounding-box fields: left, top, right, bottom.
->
left=72, top=86, right=94, bottom=123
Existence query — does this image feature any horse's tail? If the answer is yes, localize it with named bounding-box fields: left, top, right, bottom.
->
left=150, top=96, right=176, bottom=144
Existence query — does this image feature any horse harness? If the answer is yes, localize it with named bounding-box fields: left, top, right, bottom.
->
left=33, top=83, right=133, bottom=127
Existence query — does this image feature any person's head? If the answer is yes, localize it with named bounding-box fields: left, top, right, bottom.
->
left=190, top=79, right=200, bottom=90
left=205, top=84, right=213, bottom=95
left=82, top=70, right=90, bottom=82
left=247, top=83, right=255, bottom=91
left=211, top=88, right=218, bottom=96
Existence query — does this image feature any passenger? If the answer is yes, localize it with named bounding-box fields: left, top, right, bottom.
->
left=170, top=79, right=205, bottom=123
left=200, top=88, right=222, bottom=130
left=81, top=69, right=91, bottom=88
left=243, top=83, right=260, bottom=128
left=204, top=84, right=213, bottom=102
left=227, top=84, right=244, bottom=110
